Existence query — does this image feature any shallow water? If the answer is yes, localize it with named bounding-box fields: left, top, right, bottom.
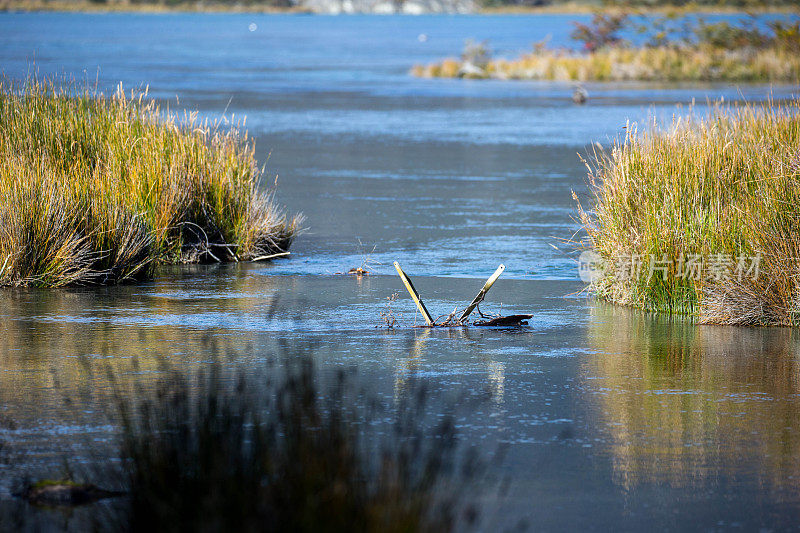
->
left=2, top=12, right=800, bottom=530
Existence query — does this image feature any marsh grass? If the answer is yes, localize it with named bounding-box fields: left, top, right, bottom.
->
left=576, top=98, right=800, bottom=325
left=111, top=357, right=486, bottom=532
left=413, top=44, right=800, bottom=82
left=413, top=15, right=800, bottom=82
left=0, top=77, right=301, bottom=287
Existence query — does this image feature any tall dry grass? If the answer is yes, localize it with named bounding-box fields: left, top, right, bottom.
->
left=413, top=15, right=800, bottom=82
left=576, top=98, right=800, bottom=325
left=0, top=77, right=301, bottom=287
left=413, top=45, right=800, bottom=82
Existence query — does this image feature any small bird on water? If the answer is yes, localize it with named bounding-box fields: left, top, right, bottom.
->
left=572, top=85, right=588, bottom=105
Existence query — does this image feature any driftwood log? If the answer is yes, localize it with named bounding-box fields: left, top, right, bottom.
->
left=474, top=314, right=533, bottom=327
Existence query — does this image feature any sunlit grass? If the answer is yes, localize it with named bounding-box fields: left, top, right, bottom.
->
left=413, top=45, right=800, bottom=82
left=0, top=76, right=301, bottom=287
left=576, top=98, right=800, bottom=325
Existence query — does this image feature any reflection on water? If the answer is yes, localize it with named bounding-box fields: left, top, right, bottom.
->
left=5, top=267, right=800, bottom=527
left=0, top=271, right=572, bottom=495
left=586, top=303, right=800, bottom=496
left=394, top=329, right=429, bottom=399
left=393, top=328, right=506, bottom=406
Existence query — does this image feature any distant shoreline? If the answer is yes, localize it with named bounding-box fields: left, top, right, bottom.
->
left=1, top=1, right=797, bottom=15
left=479, top=3, right=799, bottom=15
left=0, top=1, right=312, bottom=13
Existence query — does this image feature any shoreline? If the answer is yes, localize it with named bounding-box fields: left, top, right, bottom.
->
left=1, top=1, right=796, bottom=14
left=479, top=3, right=799, bottom=15
left=0, top=1, right=312, bottom=13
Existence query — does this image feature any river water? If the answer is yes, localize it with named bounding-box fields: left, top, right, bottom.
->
left=2, top=12, right=800, bottom=530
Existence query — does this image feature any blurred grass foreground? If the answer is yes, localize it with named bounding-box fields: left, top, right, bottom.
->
left=0, top=355, right=489, bottom=531
left=577, top=98, right=800, bottom=326
left=413, top=14, right=800, bottom=82
left=0, top=77, right=301, bottom=287
left=112, top=359, right=485, bottom=532
left=2, top=355, right=490, bottom=531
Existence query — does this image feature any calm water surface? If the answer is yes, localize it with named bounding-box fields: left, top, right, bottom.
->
left=1, top=13, right=800, bottom=530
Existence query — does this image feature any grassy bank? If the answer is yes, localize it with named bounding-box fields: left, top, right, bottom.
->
left=413, top=15, right=800, bottom=82
left=479, top=4, right=800, bottom=15
left=0, top=78, right=300, bottom=287
left=576, top=98, right=800, bottom=326
left=414, top=45, right=800, bottom=82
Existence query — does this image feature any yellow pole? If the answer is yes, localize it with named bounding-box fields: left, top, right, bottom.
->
left=459, top=264, right=505, bottom=324
left=393, top=261, right=434, bottom=326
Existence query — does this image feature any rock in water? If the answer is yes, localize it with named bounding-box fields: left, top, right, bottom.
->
left=572, top=86, right=588, bottom=105
left=18, top=481, right=123, bottom=507
left=458, top=61, right=487, bottom=79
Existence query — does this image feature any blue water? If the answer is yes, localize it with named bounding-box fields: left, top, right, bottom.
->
left=3, top=13, right=796, bottom=279
left=2, top=12, right=800, bottom=531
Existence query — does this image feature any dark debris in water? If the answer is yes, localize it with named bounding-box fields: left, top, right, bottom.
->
left=335, top=267, right=370, bottom=276
left=16, top=481, right=124, bottom=508
left=473, top=314, right=533, bottom=327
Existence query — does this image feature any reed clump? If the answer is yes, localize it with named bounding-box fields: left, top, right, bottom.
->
left=0, top=77, right=301, bottom=287
left=413, top=15, right=800, bottom=82
left=576, top=98, right=800, bottom=326
left=414, top=45, right=800, bottom=82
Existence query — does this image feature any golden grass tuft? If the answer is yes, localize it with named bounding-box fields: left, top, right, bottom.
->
left=576, top=98, right=800, bottom=326
left=414, top=58, right=464, bottom=79
left=0, top=77, right=301, bottom=287
left=413, top=45, right=800, bottom=82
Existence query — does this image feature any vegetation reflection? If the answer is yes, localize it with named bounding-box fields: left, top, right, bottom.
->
left=585, top=304, right=800, bottom=493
